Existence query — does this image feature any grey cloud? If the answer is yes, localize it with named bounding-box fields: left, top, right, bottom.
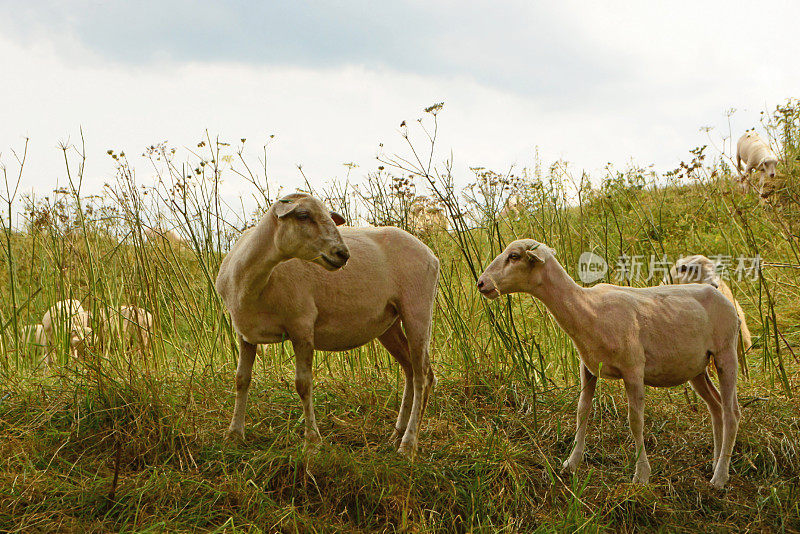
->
left=0, top=1, right=627, bottom=100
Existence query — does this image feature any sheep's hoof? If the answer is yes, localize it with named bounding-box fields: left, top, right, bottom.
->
left=303, top=439, right=322, bottom=455
left=709, top=474, right=728, bottom=489
left=397, top=441, right=417, bottom=459
left=632, top=471, right=650, bottom=485
left=389, top=428, right=405, bottom=448
left=561, top=458, right=579, bottom=473
left=225, top=427, right=245, bottom=442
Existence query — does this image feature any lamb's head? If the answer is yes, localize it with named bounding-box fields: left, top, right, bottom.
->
left=477, top=239, right=554, bottom=299
left=271, top=193, right=350, bottom=271
left=664, top=255, right=719, bottom=288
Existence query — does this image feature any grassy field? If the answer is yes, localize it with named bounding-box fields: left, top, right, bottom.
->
left=1, top=102, right=799, bottom=532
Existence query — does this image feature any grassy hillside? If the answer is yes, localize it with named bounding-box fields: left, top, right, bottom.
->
left=0, top=102, right=798, bottom=532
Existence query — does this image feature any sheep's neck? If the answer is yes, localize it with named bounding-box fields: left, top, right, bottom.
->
left=237, top=214, right=286, bottom=306
left=531, top=260, right=591, bottom=341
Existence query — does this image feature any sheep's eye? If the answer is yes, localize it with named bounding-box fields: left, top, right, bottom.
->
left=295, top=212, right=311, bottom=221
left=508, top=253, right=520, bottom=261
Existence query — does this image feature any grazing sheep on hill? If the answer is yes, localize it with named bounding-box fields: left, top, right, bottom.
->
left=736, top=132, right=779, bottom=197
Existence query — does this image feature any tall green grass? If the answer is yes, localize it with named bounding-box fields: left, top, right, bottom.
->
left=0, top=101, right=798, bottom=532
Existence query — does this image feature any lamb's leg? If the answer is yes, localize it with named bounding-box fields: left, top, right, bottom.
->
left=689, top=371, right=723, bottom=471
left=227, top=336, right=257, bottom=440
left=710, top=346, right=740, bottom=489
left=623, top=375, right=651, bottom=484
left=293, top=339, right=322, bottom=446
left=563, top=363, right=597, bottom=473
left=378, top=321, right=414, bottom=447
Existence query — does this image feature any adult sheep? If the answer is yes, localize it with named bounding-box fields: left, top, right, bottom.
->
left=216, top=193, right=439, bottom=456
left=477, top=239, right=741, bottom=488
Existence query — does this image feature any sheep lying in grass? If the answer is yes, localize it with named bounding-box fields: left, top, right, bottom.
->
left=42, top=299, right=92, bottom=365
left=736, top=132, right=779, bottom=197
left=95, top=305, right=154, bottom=353
left=216, top=193, right=439, bottom=455
left=664, top=255, right=752, bottom=373
left=477, top=239, right=741, bottom=488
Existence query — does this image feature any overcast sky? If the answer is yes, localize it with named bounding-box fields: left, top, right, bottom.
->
left=1, top=0, right=798, bottom=206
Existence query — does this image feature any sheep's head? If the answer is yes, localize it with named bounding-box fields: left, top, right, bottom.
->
left=271, top=193, right=349, bottom=271
left=477, top=239, right=554, bottom=299
left=664, top=255, right=719, bottom=288
left=759, top=156, right=778, bottom=179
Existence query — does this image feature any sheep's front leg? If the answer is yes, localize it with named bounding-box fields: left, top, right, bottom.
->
left=563, top=363, right=597, bottom=473
left=227, top=336, right=257, bottom=439
left=623, top=376, right=651, bottom=484
left=293, top=340, right=322, bottom=447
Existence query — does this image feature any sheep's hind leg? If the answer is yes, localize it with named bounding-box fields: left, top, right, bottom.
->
left=378, top=320, right=414, bottom=447
left=293, top=339, right=323, bottom=448
left=689, top=371, right=723, bottom=471
left=623, top=373, right=651, bottom=484
left=563, top=363, right=597, bottom=473
left=396, top=307, right=435, bottom=458
left=710, top=345, right=740, bottom=489
left=227, top=336, right=258, bottom=440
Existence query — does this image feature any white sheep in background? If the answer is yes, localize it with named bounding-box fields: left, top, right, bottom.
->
left=664, top=255, right=752, bottom=373
left=42, top=299, right=92, bottom=365
left=736, top=132, right=779, bottom=197
left=144, top=214, right=189, bottom=248
left=216, top=193, right=439, bottom=456
left=477, top=239, right=741, bottom=488
left=499, top=194, right=525, bottom=219
left=22, top=324, right=47, bottom=356
left=95, top=305, right=154, bottom=353
left=408, top=196, right=448, bottom=235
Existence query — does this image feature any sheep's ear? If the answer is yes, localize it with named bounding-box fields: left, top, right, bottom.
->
left=702, top=264, right=720, bottom=287
left=525, top=245, right=547, bottom=265
left=330, top=211, right=346, bottom=226
left=275, top=198, right=298, bottom=218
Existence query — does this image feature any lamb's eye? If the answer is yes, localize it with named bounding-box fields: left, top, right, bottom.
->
left=508, top=253, right=520, bottom=261
left=295, top=212, right=311, bottom=221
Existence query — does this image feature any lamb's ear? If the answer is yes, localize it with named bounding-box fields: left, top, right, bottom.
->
left=525, top=244, right=547, bottom=265
left=330, top=211, right=346, bottom=226
left=274, top=198, right=298, bottom=218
